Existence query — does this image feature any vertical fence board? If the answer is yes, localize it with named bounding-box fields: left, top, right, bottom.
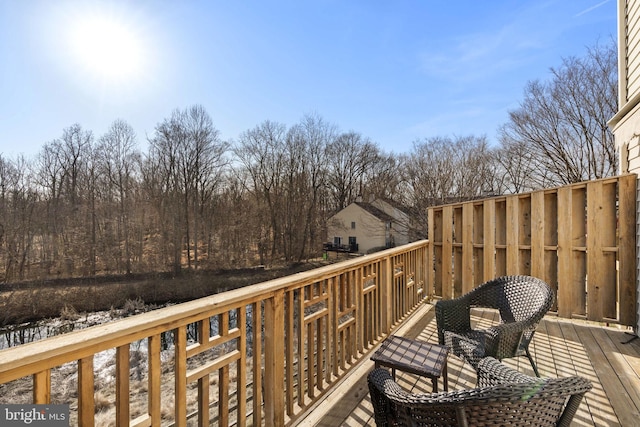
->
left=462, top=203, right=474, bottom=294
left=433, top=209, right=443, bottom=297
left=506, top=196, right=519, bottom=275
left=544, top=192, right=559, bottom=303
left=427, top=208, right=435, bottom=298
left=442, top=206, right=453, bottom=298
left=572, top=187, right=588, bottom=316
left=483, top=199, right=496, bottom=281
left=619, top=175, right=638, bottom=325
left=519, top=196, right=532, bottom=275
left=587, top=182, right=604, bottom=321
left=531, top=191, right=545, bottom=280
left=453, top=207, right=463, bottom=298
left=602, top=183, right=619, bottom=320
left=557, top=187, right=572, bottom=317
left=496, top=201, right=507, bottom=276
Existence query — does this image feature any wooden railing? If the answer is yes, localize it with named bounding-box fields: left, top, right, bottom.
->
left=0, top=241, right=428, bottom=426
left=428, top=174, right=637, bottom=325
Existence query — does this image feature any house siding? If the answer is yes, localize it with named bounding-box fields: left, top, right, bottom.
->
left=370, top=199, right=411, bottom=246
left=327, top=204, right=387, bottom=254
left=612, top=0, right=640, bottom=333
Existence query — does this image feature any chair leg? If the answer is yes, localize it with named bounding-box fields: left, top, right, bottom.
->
left=526, top=348, right=540, bottom=377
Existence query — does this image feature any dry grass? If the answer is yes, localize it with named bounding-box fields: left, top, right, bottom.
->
left=0, top=261, right=330, bottom=325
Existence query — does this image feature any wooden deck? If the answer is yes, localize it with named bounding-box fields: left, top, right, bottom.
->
left=297, top=303, right=640, bottom=426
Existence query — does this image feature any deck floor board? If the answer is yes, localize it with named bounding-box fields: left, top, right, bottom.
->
left=298, top=304, right=640, bottom=427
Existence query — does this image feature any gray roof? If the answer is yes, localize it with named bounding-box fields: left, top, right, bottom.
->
left=354, top=202, right=394, bottom=222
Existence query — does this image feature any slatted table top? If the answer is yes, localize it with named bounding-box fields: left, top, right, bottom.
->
left=371, top=335, right=448, bottom=379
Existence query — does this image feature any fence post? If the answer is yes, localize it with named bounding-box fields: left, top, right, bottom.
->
left=264, top=289, right=285, bottom=426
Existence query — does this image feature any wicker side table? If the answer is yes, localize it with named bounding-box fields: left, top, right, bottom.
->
left=371, top=335, right=449, bottom=392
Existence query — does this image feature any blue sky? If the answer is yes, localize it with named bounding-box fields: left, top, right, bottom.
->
left=0, top=0, right=617, bottom=158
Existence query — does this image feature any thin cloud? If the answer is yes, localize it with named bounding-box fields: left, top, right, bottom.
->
left=418, top=3, right=561, bottom=83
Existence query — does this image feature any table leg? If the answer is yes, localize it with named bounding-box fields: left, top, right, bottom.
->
left=443, top=358, right=448, bottom=392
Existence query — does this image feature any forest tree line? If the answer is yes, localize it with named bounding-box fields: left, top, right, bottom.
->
left=0, top=42, right=617, bottom=283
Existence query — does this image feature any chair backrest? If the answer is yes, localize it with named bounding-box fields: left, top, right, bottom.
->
left=368, top=357, right=592, bottom=427
left=469, top=275, right=554, bottom=324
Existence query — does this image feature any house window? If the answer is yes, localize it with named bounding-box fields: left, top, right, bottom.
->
left=348, top=236, right=358, bottom=251
left=351, top=221, right=356, bottom=229
left=334, top=237, right=341, bottom=246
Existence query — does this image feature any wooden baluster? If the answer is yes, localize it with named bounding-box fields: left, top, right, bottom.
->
left=286, top=290, right=295, bottom=416
left=252, top=301, right=263, bottom=427
left=33, top=370, right=50, bottom=404
left=218, top=314, right=229, bottom=427
left=198, top=319, right=210, bottom=427
left=264, top=289, right=285, bottom=427
left=237, top=307, right=247, bottom=427
left=78, top=356, right=95, bottom=427
left=148, top=335, right=162, bottom=425
left=116, top=344, right=130, bottom=426
left=174, top=327, right=187, bottom=427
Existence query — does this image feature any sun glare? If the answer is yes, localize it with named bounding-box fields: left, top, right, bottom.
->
left=69, top=15, right=144, bottom=83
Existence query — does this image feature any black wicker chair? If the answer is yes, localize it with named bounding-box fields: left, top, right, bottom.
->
left=367, top=357, right=592, bottom=427
left=436, top=275, right=554, bottom=376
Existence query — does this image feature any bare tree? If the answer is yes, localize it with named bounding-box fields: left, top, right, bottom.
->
left=146, top=105, right=226, bottom=272
left=0, top=155, right=39, bottom=281
left=97, top=120, right=140, bottom=274
left=234, top=120, right=288, bottom=264
left=285, top=114, right=336, bottom=261
left=402, top=135, right=495, bottom=238
left=491, top=136, right=537, bottom=194
left=182, top=105, right=228, bottom=269
left=326, top=131, right=380, bottom=211
left=499, top=41, right=618, bottom=186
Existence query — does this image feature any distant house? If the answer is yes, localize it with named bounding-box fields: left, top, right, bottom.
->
left=325, top=198, right=411, bottom=255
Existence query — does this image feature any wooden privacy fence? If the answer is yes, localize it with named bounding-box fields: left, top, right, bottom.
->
left=428, top=174, right=637, bottom=326
left=0, top=241, right=428, bottom=427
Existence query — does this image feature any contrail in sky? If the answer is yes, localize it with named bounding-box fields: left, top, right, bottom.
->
left=576, top=0, right=612, bottom=17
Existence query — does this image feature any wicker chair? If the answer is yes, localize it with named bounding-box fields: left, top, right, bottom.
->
left=367, top=357, right=592, bottom=427
left=436, top=275, right=554, bottom=376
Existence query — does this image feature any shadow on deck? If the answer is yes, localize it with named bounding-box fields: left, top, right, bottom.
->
left=298, top=303, right=640, bottom=426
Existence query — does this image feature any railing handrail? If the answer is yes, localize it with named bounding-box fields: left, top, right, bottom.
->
left=0, top=239, right=428, bottom=384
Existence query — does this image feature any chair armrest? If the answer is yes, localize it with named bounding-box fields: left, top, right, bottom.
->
left=435, top=297, right=472, bottom=345
left=476, top=357, right=537, bottom=387
left=367, top=368, right=408, bottom=426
